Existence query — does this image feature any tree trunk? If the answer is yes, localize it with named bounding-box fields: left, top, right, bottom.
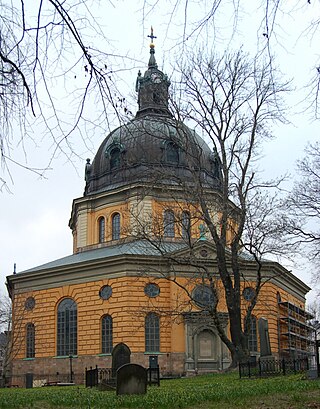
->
left=225, top=290, right=250, bottom=367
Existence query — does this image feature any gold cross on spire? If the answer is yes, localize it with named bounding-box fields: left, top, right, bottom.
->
left=147, top=26, right=157, bottom=44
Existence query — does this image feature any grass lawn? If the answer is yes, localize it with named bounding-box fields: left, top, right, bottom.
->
left=0, top=372, right=319, bottom=409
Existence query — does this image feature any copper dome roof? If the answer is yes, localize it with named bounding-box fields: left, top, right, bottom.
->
left=84, top=40, right=221, bottom=196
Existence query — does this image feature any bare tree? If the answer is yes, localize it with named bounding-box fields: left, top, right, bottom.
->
left=0, top=0, right=134, bottom=189
left=306, top=299, right=320, bottom=361
left=176, top=50, right=290, bottom=366
left=0, top=295, right=11, bottom=384
left=129, top=49, right=291, bottom=366
left=0, top=295, right=11, bottom=331
left=286, top=142, right=320, bottom=287
left=0, top=292, right=33, bottom=385
left=141, top=1, right=320, bottom=115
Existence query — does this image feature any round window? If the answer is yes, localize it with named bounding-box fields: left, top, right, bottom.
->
left=100, top=285, right=112, bottom=300
left=144, top=283, right=160, bottom=298
left=25, top=297, right=36, bottom=311
left=242, top=287, right=255, bottom=301
left=192, top=285, right=215, bottom=308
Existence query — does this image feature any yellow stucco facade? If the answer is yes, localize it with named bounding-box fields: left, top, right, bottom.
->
left=10, top=267, right=309, bottom=360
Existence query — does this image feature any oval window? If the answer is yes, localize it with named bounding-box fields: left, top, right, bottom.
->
left=100, top=285, right=112, bottom=300
left=144, top=283, right=160, bottom=298
left=242, top=287, right=255, bottom=301
left=25, top=297, right=36, bottom=311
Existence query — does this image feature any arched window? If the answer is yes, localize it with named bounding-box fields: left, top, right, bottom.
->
left=166, top=142, right=179, bottom=164
left=145, top=312, right=160, bottom=352
left=248, top=315, right=258, bottom=352
left=98, top=217, right=105, bottom=243
left=26, top=323, right=35, bottom=358
left=110, top=147, right=121, bottom=170
left=181, top=211, right=191, bottom=239
left=57, top=298, right=77, bottom=356
left=101, top=315, right=113, bottom=354
left=112, top=213, right=120, bottom=240
left=163, top=209, right=175, bottom=238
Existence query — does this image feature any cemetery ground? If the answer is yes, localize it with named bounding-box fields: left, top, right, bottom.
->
left=0, top=372, right=319, bottom=409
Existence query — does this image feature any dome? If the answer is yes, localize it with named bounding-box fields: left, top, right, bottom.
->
left=84, top=39, right=222, bottom=196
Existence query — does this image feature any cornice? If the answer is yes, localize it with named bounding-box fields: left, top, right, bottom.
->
left=6, top=246, right=310, bottom=301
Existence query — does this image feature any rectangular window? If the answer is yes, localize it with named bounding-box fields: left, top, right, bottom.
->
left=102, top=315, right=113, bottom=354
left=57, top=300, right=77, bottom=356
left=163, top=210, right=175, bottom=238
left=26, top=324, right=35, bottom=358
left=112, top=214, right=120, bottom=240
left=248, top=318, right=257, bottom=352
left=145, top=313, right=160, bottom=352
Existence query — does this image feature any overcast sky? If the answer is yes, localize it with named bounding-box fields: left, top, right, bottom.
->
left=0, top=1, right=319, bottom=303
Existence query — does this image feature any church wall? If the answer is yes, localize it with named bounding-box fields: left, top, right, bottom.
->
left=11, top=275, right=183, bottom=360
left=8, top=262, right=309, bottom=386
left=76, top=209, right=88, bottom=249
left=9, top=272, right=189, bottom=385
left=87, top=202, right=130, bottom=245
left=72, top=190, right=238, bottom=253
left=128, top=195, right=153, bottom=236
left=240, top=280, right=309, bottom=356
left=152, top=199, right=205, bottom=238
left=151, top=198, right=238, bottom=244
left=170, top=275, right=307, bottom=357
left=11, top=274, right=307, bottom=360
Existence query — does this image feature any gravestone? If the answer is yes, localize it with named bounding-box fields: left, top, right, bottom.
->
left=112, top=343, right=131, bottom=377
left=258, top=317, right=275, bottom=373
left=116, top=364, right=147, bottom=395
left=25, top=373, right=33, bottom=388
left=258, top=318, right=271, bottom=356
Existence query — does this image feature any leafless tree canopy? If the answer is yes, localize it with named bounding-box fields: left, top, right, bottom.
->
left=0, top=295, right=11, bottom=381
left=0, top=293, right=37, bottom=381
left=143, top=0, right=320, bottom=113
left=174, top=49, right=290, bottom=235
left=174, top=49, right=290, bottom=365
left=0, top=295, right=11, bottom=331
left=286, top=142, right=320, bottom=284
left=0, top=0, right=133, bottom=189
left=129, top=49, right=291, bottom=366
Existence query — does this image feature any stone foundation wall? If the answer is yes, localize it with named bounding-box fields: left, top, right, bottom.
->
left=10, top=352, right=186, bottom=387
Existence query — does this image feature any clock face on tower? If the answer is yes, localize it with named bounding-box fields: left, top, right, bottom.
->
left=151, top=72, right=162, bottom=83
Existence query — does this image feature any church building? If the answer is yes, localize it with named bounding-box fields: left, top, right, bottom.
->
left=6, top=36, right=312, bottom=386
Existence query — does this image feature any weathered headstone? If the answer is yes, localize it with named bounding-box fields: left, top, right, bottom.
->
left=112, top=343, right=131, bottom=377
left=116, top=364, right=147, bottom=395
left=258, top=318, right=271, bottom=357
left=258, top=317, right=275, bottom=373
left=25, top=373, right=33, bottom=388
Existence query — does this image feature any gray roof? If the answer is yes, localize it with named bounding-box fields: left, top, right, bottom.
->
left=19, top=240, right=186, bottom=274
left=18, top=239, right=270, bottom=275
